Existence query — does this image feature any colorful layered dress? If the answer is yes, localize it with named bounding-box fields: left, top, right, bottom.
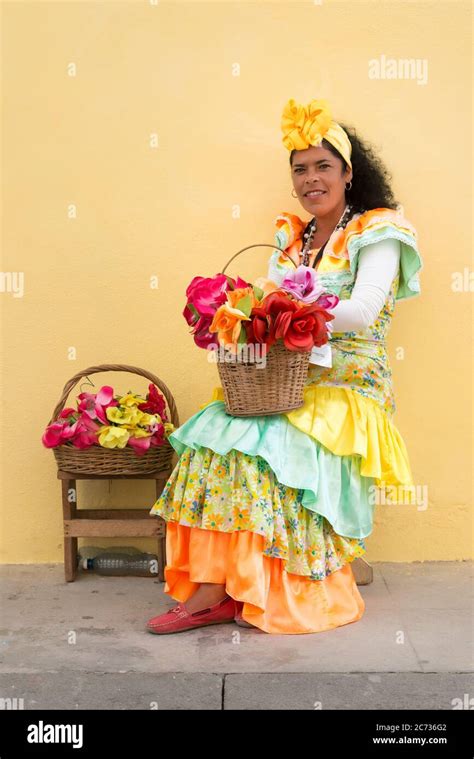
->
left=149, top=207, right=423, bottom=634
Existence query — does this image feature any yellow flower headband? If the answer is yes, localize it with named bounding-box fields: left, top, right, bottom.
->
left=281, top=98, right=352, bottom=170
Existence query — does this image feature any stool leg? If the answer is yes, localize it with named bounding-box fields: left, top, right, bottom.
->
left=62, top=478, right=78, bottom=582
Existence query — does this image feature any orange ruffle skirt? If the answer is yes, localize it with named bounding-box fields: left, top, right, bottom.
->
left=163, top=522, right=365, bottom=635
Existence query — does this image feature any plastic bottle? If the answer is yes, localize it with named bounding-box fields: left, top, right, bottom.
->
left=82, top=552, right=159, bottom=577
left=78, top=545, right=143, bottom=561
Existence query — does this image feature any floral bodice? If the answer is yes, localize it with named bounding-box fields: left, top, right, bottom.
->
left=267, top=207, right=423, bottom=417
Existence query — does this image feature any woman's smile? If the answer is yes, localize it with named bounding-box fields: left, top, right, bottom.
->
left=305, top=189, right=327, bottom=201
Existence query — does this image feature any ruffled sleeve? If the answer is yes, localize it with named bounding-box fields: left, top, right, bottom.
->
left=267, top=212, right=306, bottom=284
left=274, top=212, right=306, bottom=251
left=343, top=207, right=423, bottom=301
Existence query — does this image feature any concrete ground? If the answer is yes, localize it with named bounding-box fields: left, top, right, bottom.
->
left=0, top=562, right=472, bottom=710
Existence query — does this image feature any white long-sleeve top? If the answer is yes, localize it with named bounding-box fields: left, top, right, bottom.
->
left=328, top=236, right=401, bottom=333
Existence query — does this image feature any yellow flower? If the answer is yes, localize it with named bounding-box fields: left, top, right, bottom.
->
left=127, top=428, right=151, bottom=439
left=138, top=412, right=161, bottom=426
left=343, top=362, right=364, bottom=381
left=118, top=392, right=146, bottom=408
left=106, top=406, right=143, bottom=426
left=97, top=425, right=130, bottom=449
left=164, top=422, right=175, bottom=435
left=204, top=513, right=225, bottom=529
left=233, top=506, right=251, bottom=523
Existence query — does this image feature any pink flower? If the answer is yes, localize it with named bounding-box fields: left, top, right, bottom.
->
left=42, top=407, right=79, bottom=447
left=316, top=293, right=340, bottom=310
left=281, top=265, right=326, bottom=303
left=42, top=422, right=69, bottom=448
left=149, top=421, right=165, bottom=437
left=230, top=276, right=251, bottom=290
left=69, top=414, right=101, bottom=449
left=191, top=314, right=219, bottom=350
left=128, top=436, right=152, bottom=455
left=314, top=293, right=339, bottom=335
left=184, top=274, right=250, bottom=320
left=58, top=407, right=78, bottom=419
left=184, top=274, right=231, bottom=318
left=128, top=425, right=165, bottom=455
left=42, top=407, right=102, bottom=449
left=77, top=385, right=119, bottom=423
left=183, top=274, right=249, bottom=349
left=150, top=428, right=166, bottom=447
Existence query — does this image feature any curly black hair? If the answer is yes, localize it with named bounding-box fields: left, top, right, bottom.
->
left=290, top=122, right=399, bottom=214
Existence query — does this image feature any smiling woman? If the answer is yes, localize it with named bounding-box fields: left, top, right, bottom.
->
left=289, top=116, right=399, bottom=259
left=146, top=97, right=423, bottom=636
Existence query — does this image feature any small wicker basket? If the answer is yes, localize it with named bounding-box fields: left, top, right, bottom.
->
left=45, top=364, right=180, bottom=475
left=215, top=244, right=312, bottom=417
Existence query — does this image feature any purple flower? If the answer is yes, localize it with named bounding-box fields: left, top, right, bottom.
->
left=281, top=265, right=326, bottom=303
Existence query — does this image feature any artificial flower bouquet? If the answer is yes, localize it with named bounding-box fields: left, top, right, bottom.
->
left=182, top=257, right=340, bottom=416
left=183, top=265, right=339, bottom=356
left=42, top=383, right=175, bottom=457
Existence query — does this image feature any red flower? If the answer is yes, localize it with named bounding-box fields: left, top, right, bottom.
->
left=244, top=291, right=298, bottom=348
left=244, top=309, right=274, bottom=347
left=275, top=301, right=334, bottom=351
left=260, top=291, right=299, bottom=318
left=137, top=383, right=168, bottom=422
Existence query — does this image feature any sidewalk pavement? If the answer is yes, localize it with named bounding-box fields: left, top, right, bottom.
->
left=0, top=562, right=472, bottom=710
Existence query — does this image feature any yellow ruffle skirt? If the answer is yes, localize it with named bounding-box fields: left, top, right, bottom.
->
left=204, top=383, right=417, bottom=503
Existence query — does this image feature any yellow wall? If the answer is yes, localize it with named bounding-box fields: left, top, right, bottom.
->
left=1, top=0, right=472, bottom=563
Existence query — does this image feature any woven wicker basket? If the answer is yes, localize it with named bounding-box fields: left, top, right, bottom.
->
left=46, top=364, right=180, bottom=475
left=216, top=243, right=312, bottom=417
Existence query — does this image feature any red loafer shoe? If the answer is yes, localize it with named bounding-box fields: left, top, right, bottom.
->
left=146, top=595, right=238, bottom=635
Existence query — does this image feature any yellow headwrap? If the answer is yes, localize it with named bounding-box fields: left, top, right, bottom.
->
left=281, top=98, right=352, bottom=170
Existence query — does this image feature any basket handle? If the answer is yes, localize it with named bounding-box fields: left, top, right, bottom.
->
left=220, top=243, right=298, bottom=275
left=47, top=363, right=180, bottom=428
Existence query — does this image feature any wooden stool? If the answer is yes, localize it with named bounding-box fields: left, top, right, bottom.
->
left=45, top=363, right=180, bottom=583
left=58, top=469, right=372, bottom=585
left=59, top=469, right=170, bottom=582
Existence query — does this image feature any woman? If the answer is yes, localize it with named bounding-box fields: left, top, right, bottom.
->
left=146, top=97, right=423, bottom=635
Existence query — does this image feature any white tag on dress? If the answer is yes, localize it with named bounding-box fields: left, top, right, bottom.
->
left=309, top=342, right=332, bottom=367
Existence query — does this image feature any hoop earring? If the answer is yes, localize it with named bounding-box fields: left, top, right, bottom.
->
left=345, top=181, right=352, bottom=191
left=291, top=189, right=298, bottom=198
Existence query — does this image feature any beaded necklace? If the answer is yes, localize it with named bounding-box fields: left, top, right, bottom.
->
left=299, top=204, right=354, bottom=268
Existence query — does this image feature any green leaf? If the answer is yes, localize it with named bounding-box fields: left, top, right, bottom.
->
left=237, top=325, right=247, bottom=345
left=235, top=294, right=252, bottom=317
left=253, top=285, right=264, bottom=301
left=187, top=303, right=199, bottom=319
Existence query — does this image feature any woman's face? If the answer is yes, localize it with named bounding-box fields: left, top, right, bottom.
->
left=290, top=144, right=352, bottom=217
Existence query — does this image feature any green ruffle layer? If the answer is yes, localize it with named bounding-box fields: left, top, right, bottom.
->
left=166, top=400, right=376, bottom=539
